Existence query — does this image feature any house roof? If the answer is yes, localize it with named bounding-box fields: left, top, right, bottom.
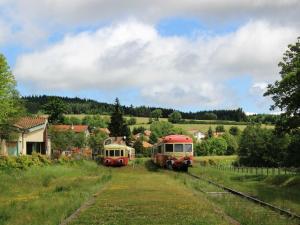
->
left=14, top=117, right=47, bottom=129
left=52, top=125, right=89, bottom=133
left=144, top=130, right=151, bottom=136
left=142, top=141, right=153, bottom=148
left=99, top=128, right=110, bottom=135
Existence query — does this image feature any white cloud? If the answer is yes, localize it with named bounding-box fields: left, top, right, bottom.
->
left=0, top=0, right=299, bottom=47
left=13, top=19, right=298, bottom=109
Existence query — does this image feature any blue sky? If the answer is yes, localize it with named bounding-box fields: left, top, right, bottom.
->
left=0, top=1, right=299, bottom=113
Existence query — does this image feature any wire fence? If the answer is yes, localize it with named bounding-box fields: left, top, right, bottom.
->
left=200, top=164, right=299, bottom=176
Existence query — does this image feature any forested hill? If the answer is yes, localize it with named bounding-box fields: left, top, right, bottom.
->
left=22, top=95, right=248, bottom=121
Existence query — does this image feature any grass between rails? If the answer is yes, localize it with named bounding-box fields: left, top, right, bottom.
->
left=189, top=164, right=300, bottom=216
left=0, top=161, right=112, bottom=225
left=70, top=162, right=232, bottom=225
left=174, top=172, right=299, bottom=225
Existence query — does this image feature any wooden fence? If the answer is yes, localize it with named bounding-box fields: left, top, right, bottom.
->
left=200, top=164, right=299, bottom=176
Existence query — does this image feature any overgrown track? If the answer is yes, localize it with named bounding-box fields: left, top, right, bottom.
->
left=187, top=172, right=300, bottom=220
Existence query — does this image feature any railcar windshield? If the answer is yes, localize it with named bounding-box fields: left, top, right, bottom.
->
left=174, top=144, right=183, bottom=152
left=165, top=144, right=173, bottom=152
left=115, top=150, right=120, bottom=156
left=184, top=144, right=193, bottom=152
left=109, top=150, right=114, bottom=157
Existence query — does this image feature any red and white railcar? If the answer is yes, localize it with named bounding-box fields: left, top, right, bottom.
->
left=152, top=135, right=193, bottom=171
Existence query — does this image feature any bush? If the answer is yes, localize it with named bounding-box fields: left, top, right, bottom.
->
left=215, top=125, right=225, bottom=132
left=0, top=153, right=52, bottom=170
left=127, top=117, right=137, bottom=125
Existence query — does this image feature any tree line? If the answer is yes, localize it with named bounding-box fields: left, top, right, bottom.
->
left=22, top=95, right=249, bottom=122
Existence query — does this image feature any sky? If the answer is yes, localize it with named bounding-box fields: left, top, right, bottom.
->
left=0, top=0, right=299, bottom=114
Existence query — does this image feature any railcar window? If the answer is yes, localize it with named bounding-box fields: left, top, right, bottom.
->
left=121, top=150, right=124, bottom=156
left=158, top=145, right=162, bottom=153
left=165, top=144, right=173, bottom=152
left=105, top=150, right=109, bottom=156
left=184, top=144, right=193, bottom=152
left=174, top=144, right=184, bottom=152
left=115, top=150, right=120, bottom=156
left=109, top=150, right=114, bottom=157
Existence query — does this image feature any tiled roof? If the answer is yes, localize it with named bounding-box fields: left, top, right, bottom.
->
left=142, top=141, right=153, bottom=148
left=144, top=130, right=151, bottom=136
left=99, top=128, right=110, bottom=135
left=14, top=117, right=47, bottom=129
left=52, top=125, right=89, bottom=133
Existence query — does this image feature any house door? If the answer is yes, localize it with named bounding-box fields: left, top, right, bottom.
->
left=7, top=142, right=18, bottom=156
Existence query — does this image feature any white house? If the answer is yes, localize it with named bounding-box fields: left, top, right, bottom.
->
left=0, top=117, right=51, bottom=156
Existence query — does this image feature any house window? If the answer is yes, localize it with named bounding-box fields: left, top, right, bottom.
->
left=174, top=144, right=184, bottom=152
left=165, top=144, right=173, bottom=152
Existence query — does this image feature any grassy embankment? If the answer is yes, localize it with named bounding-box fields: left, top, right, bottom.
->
left=0, top=161, right=111, bottom=225
left=190, top=156, right=300, bottom=215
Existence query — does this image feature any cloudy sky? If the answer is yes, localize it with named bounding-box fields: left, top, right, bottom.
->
left=0, top=0, right=299, bottom=113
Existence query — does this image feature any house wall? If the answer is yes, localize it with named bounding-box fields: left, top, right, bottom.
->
left=2, top=125, right=51, bottom=156
left=0, top=139, right=7, bottom=155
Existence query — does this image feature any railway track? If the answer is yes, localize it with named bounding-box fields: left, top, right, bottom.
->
left=187, top=172, right=300, bottom=220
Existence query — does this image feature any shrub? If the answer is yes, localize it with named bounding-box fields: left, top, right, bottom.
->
left=0, top=153, right=52, bottom=170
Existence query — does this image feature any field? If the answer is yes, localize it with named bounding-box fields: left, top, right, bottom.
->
left=1, top=159, right=299, bottom=225
left=65, top=114, right=274, bottom=134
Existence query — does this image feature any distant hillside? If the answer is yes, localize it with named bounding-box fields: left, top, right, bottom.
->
left=22, top=95, right=248, bottom=122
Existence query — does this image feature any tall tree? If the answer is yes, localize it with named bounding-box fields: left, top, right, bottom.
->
left=264, top=37, right=300, bottom=133
left=168, top=111, right=182, bottom=123
left=0, top=54, right=24, bottom=140
left=43, top=98, right=66, bottom=124
left=150, top=109, right=162, bottom=121
left=108, top=98, right=131, bottom=140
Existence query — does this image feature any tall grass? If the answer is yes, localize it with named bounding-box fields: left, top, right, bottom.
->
left=0, top=161, right=111, bottom=225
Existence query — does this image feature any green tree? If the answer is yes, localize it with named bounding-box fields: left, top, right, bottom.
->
left=88, top=130, right=109, bottom=155
left=43, top=98, right=66, bottom=124
left=133, top=139, right=144, bottom=156
left=149, top=132, right=158, bottom=144
left=238, top=125, right=273, bottom=166
left=127, top=116, right=136, bottom=125
left=168, top=111, right=182, bottom=123
left=150, top=121, right=174, bottom=138
left=229, top=126, right=240, bottom=136
left=215, top=125, right=225, bottom=132
left=202, top=112, right=217, bottom=120
left=222, top=132, right=238, bottom=155
left=207, top=137, right=227, bottom=155
left=207, top=126, right=213, bottom=138
left=0, top=54, right=24, bottom=140
left=150, top=109, right=162, bottom=121
left=108, top=98, right=131, bottom=140
left=82, top=115, right=107, bottom=128
left=264, top=37, right=300, bottom=133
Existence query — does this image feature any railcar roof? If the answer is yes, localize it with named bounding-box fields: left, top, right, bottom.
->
left=162, top=135, right=193, bottom=143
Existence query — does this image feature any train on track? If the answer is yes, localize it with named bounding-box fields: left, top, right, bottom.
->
left=152, top=135, right=193, bottom=171
left=99, top=140, right=135, bottom=166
